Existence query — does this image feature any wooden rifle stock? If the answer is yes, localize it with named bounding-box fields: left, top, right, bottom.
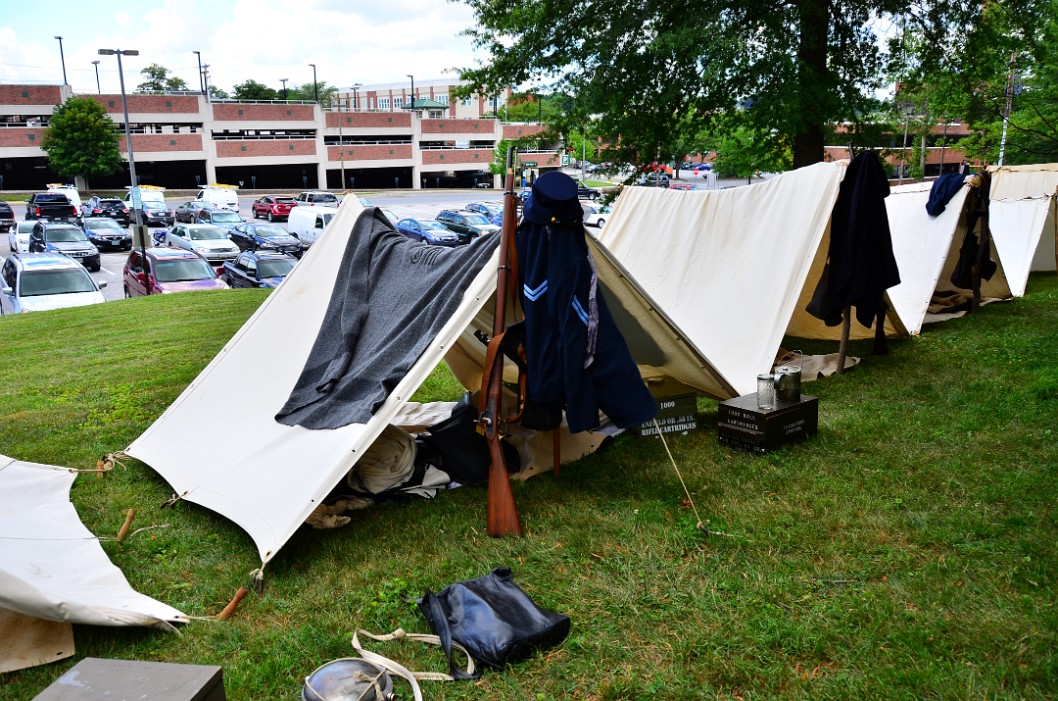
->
left=484, top=148, right=523, bottom=537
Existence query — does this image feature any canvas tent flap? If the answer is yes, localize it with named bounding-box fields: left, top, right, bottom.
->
left=597, top=162, right=849, bottom=397
left=988, top=164, right=1058, bottom=296
left=0, top=455, right=187, bottom=635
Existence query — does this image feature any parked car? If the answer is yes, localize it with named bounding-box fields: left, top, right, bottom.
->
left=140, top=200, right=175, bottom=227
left=464, top=201, right=504, bottom=226
left=25, top=192, right=78, bottom=221
left=165, top=224, right=240, bottom=264
left=122, top=247, right=229, bottom=297
left=584, top=204, right=611, bottom=228
left=693, top=163, right=713, bottom=173
left=192, top=184, right=240, bottom=213
left=576, top=182, right=601, bottom=200
left=394, top=218, right=462, bottom=247
left=0, top=201, right=13, bottom=233
left=380, top=207, right=400, bottom=224
left=286, top=205, right=337, bottom=250
left=637, top=172, right=671, bottom=187
left=7, top=221, right=34, bottom=254
left=251, top=195, right=297, bottom=222
left=82, top=217, right=133, bottom=251
left=196, top=208, right=243, bottom=228
left=47, top=184, right=84, bottom=218
left=122, top=185, right=167, bottom=213
left=221, top=250, right=298, bottom=289
left=434, top=209, right=500, bottom=244
left=83, top=196, right=131, bottom=226
left=1, top=252, right=107, bottom=315
left=28, top=221, right=101, bottom=271
left=295, top=191, right=339, bottom=207
left=668, top=183, right=698, bottom=191
left=174, top=201, right=216, bottom=224
left=228, top=222, right=302, bottom=256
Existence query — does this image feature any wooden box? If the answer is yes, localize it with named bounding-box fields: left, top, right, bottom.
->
left=717, top=393, right=818, bottom=454
left=34, top=658, right=225, bottom=701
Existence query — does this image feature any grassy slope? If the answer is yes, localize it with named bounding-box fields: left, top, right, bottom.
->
left=1, top=278, right=1056, bottom=700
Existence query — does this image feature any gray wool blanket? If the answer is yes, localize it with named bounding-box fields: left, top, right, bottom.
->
left=275, top=207, right=500, bottom=429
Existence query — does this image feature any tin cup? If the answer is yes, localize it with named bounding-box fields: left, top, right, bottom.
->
left=756, top=373, right=775, bottom=410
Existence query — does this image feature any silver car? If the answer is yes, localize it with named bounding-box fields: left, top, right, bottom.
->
left=165, top=224, right=240, bottom=264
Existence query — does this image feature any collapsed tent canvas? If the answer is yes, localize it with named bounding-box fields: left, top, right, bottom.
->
left=127, top=199, right=723, bottom=566
left=884, top=178, right=1013, bottom=335
left=987, top=163, right=1058, bottom=296
left=598, top=161, right=910, bottom=398
left=0, top=454, right=187, bottom=671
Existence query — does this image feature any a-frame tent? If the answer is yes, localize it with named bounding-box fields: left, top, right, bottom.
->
left=126, top=199, right=730, bottom=568
left=883, top=179, right=1013, bottom=335
left=987, top=163, right=1058, bottom=296
left=598, top=161, right=917, bottom=398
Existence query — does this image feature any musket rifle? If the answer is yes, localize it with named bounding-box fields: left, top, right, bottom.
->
left=480, top=146, right=523, bottom=537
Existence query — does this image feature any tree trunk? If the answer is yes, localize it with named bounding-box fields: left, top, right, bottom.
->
left=792, top=0, right=830, bottom=169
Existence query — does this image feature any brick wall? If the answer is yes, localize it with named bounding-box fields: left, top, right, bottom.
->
left=212, top=104, right=316, bottom=122
left=215, top=140, right=318, bottom=158
left=327, top=144, right=412, bottom=161
left=130, top=134, right=204, bottom=153
left=0, top=85, right=63, bottom=106
left=0, top=128, right=46, bottom=147
left=420, top=119, right=495, bottom=135
left=326, top=112, right=412, bottom=129
left=420, top=148, right=493, bottom=165
left=502, top=124, right=546, bottom=139
left=90, top=94, right=201, bottom=114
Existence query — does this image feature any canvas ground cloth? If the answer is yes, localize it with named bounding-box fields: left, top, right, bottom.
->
left=0, top=454, right=187, bottom=671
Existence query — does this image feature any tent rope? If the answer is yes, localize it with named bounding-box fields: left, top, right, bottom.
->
left=651, top=418, right=706, bottom=532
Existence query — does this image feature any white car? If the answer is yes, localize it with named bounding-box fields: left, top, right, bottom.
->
left=7, top=221, right=35, bottom=253
left=0, top=252, right=107, bottom=315
left=165, top=223, right=240, bottom=264
left=584, top=205, right=611, bottom=228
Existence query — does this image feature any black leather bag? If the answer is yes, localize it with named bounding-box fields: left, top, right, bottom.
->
left=418, top=567, right=571, bottom=676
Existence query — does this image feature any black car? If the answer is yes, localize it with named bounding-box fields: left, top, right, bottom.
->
left=576, top=182, right=601, bottom=200
left=0, top=201, right=13, bottom=233
left=84, top=196, right=130, bottom=226
left=82, top=217, right=132, bottom=251
left=25, top=192, right=78, bottom=221
left=228, top=222, right=302, bottom=256
left=140, top=200, right=175, bottom=227
left=28, top=221, right=101, bottom=271
left=221, top=250, right=298, bottom=289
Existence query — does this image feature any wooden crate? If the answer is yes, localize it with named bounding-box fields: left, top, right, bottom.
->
left=717, top=393, right=818, bottom=454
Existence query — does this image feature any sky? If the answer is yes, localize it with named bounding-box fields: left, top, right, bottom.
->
left=0, top=0, right=489, bottom=95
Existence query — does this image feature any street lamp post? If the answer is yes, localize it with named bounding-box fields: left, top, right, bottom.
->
left=337, top=94, right=346, bottom=190
left=55, top=36, right=67, bottom=85
left=352, top=83, right=361, bottom=111
left=280, top=78, right=288, bottom=101
left=202, top=64, right=212, bottom=103
left=309, top=63, right=318, bottom=103
left=98, top=47, right=148, bottom=293
left=407, top=74, right=415, bottom=112
left=91, top=60, right=101, bottom=94
left=192, top=51, right=205, bottom=97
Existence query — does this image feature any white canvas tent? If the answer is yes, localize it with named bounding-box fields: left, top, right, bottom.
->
left=987, top=163, right=1058, bottom=296
left=0, top=455, right=187, bottom=672
left=597, top=161, right=916, bottom=398
left=127, top=198, right=727, bottom=568
left=883, top=179, right=1013, bottom=335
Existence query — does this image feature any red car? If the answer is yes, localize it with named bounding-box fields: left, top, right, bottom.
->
left=251, top=195, right=297, bottom=222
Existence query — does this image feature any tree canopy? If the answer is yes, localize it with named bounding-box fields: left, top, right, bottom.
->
left=40, top=97, right=124, bottom=187
left=135, top=63, right=189, bottom=94
left=457, top=0, right=1025, bottom=169
left=232, top=79, right=278, bottom=101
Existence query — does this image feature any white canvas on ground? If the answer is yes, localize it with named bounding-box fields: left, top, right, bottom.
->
left=988, top=163, right=1058, bottom=296
left=597, top=162, right=847, bottom=397
left=0, top=455, right=187, bottom=650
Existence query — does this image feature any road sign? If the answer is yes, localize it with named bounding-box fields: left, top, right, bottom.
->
left=129, top=187, right=142, bottom=209
left=522, top=161, right=538, bottom=167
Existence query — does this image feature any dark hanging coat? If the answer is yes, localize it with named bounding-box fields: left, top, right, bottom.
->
left=516, top=172, right=657, bottom=433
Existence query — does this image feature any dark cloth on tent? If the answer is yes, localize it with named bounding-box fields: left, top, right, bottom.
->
left=276, top=208, right=499, bottom=429
left=926, top=173, right=967, bottom=216
left=807, top=151, right=901, bottom=328
left=516, top=172, right=657, bottom=433
left=950, top=228, right=998, bottom=289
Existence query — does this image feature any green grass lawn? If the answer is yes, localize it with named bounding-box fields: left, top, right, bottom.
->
left=1, top=278, right=1057, bottom=700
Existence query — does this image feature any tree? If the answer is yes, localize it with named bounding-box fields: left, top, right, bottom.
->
left=284, top=81, right=338, bottom=107
left=135, top=63, right=190, bottom=94
left=457, top=0, right=982, bottom=170
left=40, top=97, right=124, bottom=189
left=232, top=79, right=278, bottom=101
